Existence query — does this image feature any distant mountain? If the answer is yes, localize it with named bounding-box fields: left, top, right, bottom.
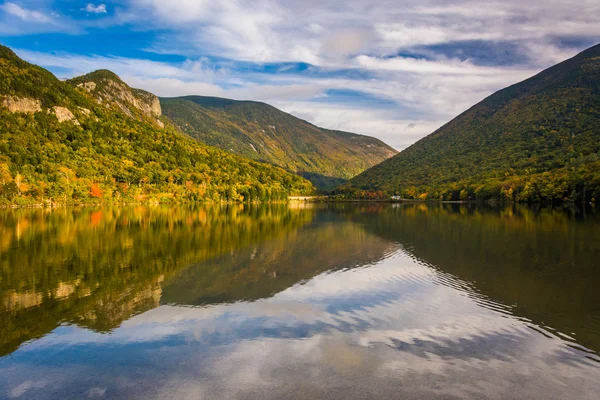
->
left=0, top=44, right=312, bottom=205
left=160, top=96, right=397, bottom=190
left=341, top=43, right=600, bottom=203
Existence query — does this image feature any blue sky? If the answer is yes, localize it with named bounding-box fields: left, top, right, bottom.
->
left=1, top=0, right=599, bottom=149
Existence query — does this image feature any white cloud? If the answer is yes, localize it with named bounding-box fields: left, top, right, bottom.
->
left=354, top=55, right=528, bottom=76
left=1, top=2, right=52, bottom=23
left=321, top=29, right=374, bottom=58
left=125, top=77, right=225, bottom=98
left=15, top=49, right=197, bottom=79
left=82, top=4, right=107, bottom=14
left=122, top=0, right=600, bottom=66
left=273, top=101, right=445, bottom=150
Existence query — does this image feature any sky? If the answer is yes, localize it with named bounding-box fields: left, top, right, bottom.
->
left=0, top=1, right=599, bottom=149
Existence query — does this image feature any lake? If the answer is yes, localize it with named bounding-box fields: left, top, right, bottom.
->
left=1, top=203, right=599, bottom=399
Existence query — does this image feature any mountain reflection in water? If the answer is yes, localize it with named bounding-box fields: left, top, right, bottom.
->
left=0, top=203, right=599, bottom=399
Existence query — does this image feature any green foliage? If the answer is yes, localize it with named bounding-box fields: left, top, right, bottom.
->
left=341, top=43, right=600, bottom=203
left=68, top=69, right=122, bottom=87
left=0, top=45, right=313, bottom=205
left=160, top=96, right=397, bottom=190
left=0, top=47, right=87, bottom=109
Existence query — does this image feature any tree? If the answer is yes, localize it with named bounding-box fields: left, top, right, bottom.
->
left=0, top=163, right=11, bottom=185
left=14, top=173, right=23, bottom=196
left=90, top=183, right=102, bottom=198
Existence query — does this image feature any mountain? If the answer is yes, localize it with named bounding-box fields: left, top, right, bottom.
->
left=67, top=69, right=165, bottom=129
left=341, top=43, right=600, bottom=203
left=160, top=96, right=397, bottom=190
left=0, top=45, right=313, bottom=205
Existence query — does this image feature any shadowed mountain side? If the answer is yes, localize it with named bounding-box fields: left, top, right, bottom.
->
left=298, top=173, right=347, bottom=191
left=0, top=205, right=314, bottom=356
left=351, top=204, right=600, bottom=354
left=160, top=96, right=397, bottom=190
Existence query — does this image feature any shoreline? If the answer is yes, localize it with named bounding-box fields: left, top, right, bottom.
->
left=0, top=199, right=291, bottom=209
left=1, top=197, right=595, bottom=209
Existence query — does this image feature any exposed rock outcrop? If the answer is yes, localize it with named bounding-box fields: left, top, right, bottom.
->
left=103, top=81, right=162, bottom=123
left=51, top=106, right=80, bottom=125
left=77, top=106, right=91, bottom=116
left=77, top=81, right=96, bottom=93
left=132, top=88, right=162, bottom=118
left=1, top=96, right=41, bottom=113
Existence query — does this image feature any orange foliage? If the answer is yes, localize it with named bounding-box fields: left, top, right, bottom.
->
left=90, top=183, right=103, bottom=198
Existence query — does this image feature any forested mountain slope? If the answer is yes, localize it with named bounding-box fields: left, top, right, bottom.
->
left=160, top=96, right=397, bottom=189
left=0, top=45, right=312, bottom=205
left=341, top=43, right=600, bottom=203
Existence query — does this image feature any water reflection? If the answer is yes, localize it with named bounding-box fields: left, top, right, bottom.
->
left=0, top=205, right=314, bottom=355
left=0, top=204, right=599, bottom=399
left=351, top=203, right=600, bottom=354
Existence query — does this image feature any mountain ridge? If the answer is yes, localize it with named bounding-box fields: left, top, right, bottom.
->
left=160, top=95, right=397, bottom=190
left=341, top=43, right=600, bottom=203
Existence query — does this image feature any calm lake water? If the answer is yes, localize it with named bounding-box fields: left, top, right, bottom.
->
left=1, top=203, right=600, bottom=399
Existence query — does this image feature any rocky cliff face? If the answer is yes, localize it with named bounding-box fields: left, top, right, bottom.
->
left=51, top=106, right=80, bottom=125
left=0, top=96, right=83, bottom=125
left=132, top=88, right=162, bottom=118
left=69, top=70, right=163, bottom=128
left=1, top=96, right=41, bottom=113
